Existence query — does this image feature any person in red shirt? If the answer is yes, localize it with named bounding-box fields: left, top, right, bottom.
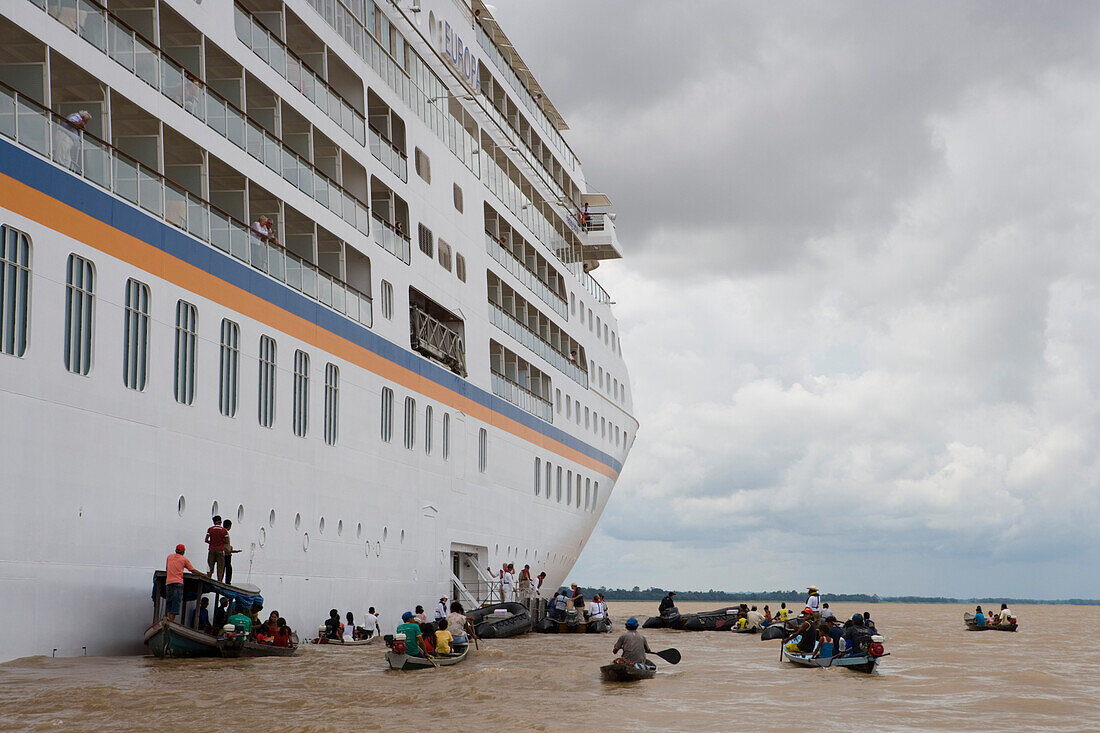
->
left=205, top=515, right=229, bottom=582
left=165, top=544, right=208, bottom=622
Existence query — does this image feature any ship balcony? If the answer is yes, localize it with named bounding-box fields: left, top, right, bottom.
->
left=580, top=212, right=623, bottom=260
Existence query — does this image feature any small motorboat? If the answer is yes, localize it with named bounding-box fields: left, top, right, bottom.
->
left=760, top=621, right=798, bottom=640
left=600, top=660, right=657, bottom=682
left=781, top=634, right=886, bottom=674
left=144, top=571, right=279, bottom=658
left=681, top=608, right=739, bottom=631
left=535, top=614, right=613, bottom=633
left=386, top=641, right=470, bottom=671
left=240, top=636, right=298, bottom=657
left=466, top=602, right=531, bottom=639
left=964, top=613, right=1018, bottom=632
left=642, top=608, right=682, bottom=629
left=587, top=617, right=613, bottom=633
left=312, top=634, right=382, bottom=647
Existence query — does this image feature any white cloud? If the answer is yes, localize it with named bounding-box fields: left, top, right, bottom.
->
left=495, top=1, right=1100, bottom=597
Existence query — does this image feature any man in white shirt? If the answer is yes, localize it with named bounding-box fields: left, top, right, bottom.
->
left=502, top=564, right=516, bottom=602
left=588, top=594, right=608, bottom=619
left=820, top=602, right=835, bottom=622
left=363, top=606, right=381, bottom=638
left=805, top=586, right=822, bottom=622
left=435, top=596, right=448, bottom=622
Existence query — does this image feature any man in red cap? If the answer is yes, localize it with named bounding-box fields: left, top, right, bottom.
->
left=165, top=544, right=209, bottom=622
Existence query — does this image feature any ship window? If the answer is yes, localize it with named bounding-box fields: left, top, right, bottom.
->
left=381, top=280, right=393, bottom=319
left=415, top=147, right=431, bottom=183
left=601, top=417, right=606, bottom=438
left=452, top=183, right=463, bottom=213
left=324, top=363, right=339, bottom=446
left=587, top=309, right=592, bottom=329
left=585, top=478, right=591, bottom=510
left=437, top=240, right=452, bottom=271
left=219, top=319, right=240, bottom=418
left=576, top=474, right=582, bottom=507
left=258, top=335, right=277, bottom=428
left=173, top=301, right=197, bottom=405
left=585, top=407, right=590, bottom=428
left=534, top=457, right=541, bottom=496
left=544, top=460, right=552, bottom=499
left=566, top=470, right=572, bottom=504
left=570, top=293, right=575, bottom=316
left=579, top=302, right=584, bottom=323
left=0, top=226, right=31, bottom=358
left=403, top=396, right=416, bottom=449
left=293, top=350, right=310, bottom=438
left=122, top=278, right=150, bottom=391
left=555, top=389, right=561, bottom=413
left=478, top=427, right=487, bottom=473
left=592, top=482, right=599, bottom=512
left=442, top=412, right=450, bottom=460
left=380, top=386, right=394, bottom=442
left=566, top=395, right=571, bottom=419
left=456, top=253, right=466, bottom=282
left=424, top=405, right=433, bottom=455
left=556, top=467, right=562, bottom=502
left=63, top=253, right=95, bottom=375
left=417, top=223, right=434, bottom=258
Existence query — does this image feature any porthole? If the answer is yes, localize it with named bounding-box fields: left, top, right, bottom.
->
left=338, top=520, right=343, bottom=536
left=383, top=526, right=388, bottom=542
left=357, top=522, right=363, bottom=539
left=365, top=542, right=371, bottom=558
left=319, top=517, right=326, bottom=534
left=440, top=549, right=445, bottom=565
left=177, top=496, right=186, bottom=516
left=269, top=509, right=276, bottom=527
left=495, top=543, right=499, bottom=555
left=302, top=532, right=309, bottom=551
left=375, top=542, right=381, bottom=557
left=400, top=529, right=405, bottom=544
left=237, top=504, right=244, bottom=522
left=258, top=527, right=266, bottom=547
left=211, top=500, right=219, bottom=517
left=295, top=513, right=301, bottom=530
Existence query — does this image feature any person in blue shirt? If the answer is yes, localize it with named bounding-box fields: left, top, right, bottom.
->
left=973, top=606, right=986, bottom=626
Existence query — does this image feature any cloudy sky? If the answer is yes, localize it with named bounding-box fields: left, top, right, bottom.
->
left=496, top=1, right=1100, bottom=598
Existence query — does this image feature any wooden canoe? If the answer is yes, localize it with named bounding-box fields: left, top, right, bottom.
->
left=600, top=661, right=657, bottom=681
left=386, top=643, right=470, bottom=671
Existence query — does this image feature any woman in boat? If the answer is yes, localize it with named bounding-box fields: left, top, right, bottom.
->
left=973, top=606, right=986, bottom=627
left=447, top=601, right=475, bottom=645
left=344, top=612, right=357, bottom=641
left=414, top=605, right=428, bottom=623
left=418, top=622, right=436, bottom=654
left=434, top=618, right=454, bottom=654
left=273, top=618, right=292, bottom=647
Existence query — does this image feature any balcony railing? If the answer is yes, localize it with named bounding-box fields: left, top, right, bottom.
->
left=410, top=305, right=466, bottom=377
left=485, top=233, right=567, bottom=319
left=488, top=302, right=588, bottom=388
left=491, top=370, right=553, bottom=423
left=33, top=0, right=371, bottom=238
left=372, top=213, right=411, bottom=264
left=0, top=82, right=373, bottom=329
left=368, top=124, right=408, bottom=183
left=234, top=3, right=366, bottom=147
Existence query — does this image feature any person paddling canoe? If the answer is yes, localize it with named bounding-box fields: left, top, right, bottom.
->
left=613, top=617, right=653, bottom=668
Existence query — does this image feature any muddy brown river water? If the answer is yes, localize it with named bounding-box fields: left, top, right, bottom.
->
left=0, top=602, right=1094, bottom=731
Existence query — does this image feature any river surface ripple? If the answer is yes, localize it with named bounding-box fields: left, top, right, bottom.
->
left=0, top=602, right=1094, bottom=731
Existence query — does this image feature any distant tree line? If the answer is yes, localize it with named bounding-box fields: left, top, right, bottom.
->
left=576, top=586, right=1100, bottom=605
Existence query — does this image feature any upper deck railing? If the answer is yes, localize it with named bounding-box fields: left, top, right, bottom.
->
left=31, top=0, right=371, bottom=237
left=233, top=3, right=366, bottom=147
left=0, top=81, right=373, bottom=329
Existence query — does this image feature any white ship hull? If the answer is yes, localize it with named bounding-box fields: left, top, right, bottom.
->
left=0, top=0, right=635, bottom=662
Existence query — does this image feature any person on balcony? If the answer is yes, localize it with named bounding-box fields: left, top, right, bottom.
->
left=57, top=111, right=91, bottom=174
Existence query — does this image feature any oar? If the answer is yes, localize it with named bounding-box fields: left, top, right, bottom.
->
left=654, top=648, right=680, bottom=665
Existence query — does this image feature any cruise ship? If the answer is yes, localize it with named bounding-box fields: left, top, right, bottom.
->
left=0, top=0, right=635, bottom=661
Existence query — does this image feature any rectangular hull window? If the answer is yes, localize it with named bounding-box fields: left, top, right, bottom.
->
left=174, top=300, right=198, bottom=405
left=219, top=319, right=240, bottom=417
left=122, top=278, right=150, bottom=390
left=442, top=412, right=450, bottom=459
left=293, top=349, right=310, bottom=437
left=64, top=253, right=95, bottom=375
left=0, top=225, right=31, bottom=358
left=258, top=335, right=277, bottom=427
left=478, top=427, right=487, bottom=473
left=380, top=386, right=393, bottom=442
left=403, top=396, right=416, bottom=449
left=324, top=363, right=339, bottom=445
left=424, top=405, right=433, bottom=455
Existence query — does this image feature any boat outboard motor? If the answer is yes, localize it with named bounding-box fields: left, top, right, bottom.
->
left=391, top=632, right=407, bottom=654
left=868, top=635, right=885, bottom=657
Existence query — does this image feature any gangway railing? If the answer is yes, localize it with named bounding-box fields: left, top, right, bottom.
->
left=410, top=304, right=467, bottom=376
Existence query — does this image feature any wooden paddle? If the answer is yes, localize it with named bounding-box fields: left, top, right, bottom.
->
left=654, top=648, right=680, bottom=664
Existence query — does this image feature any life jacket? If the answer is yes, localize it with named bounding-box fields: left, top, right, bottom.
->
left=778, top=608, right=790, bottom=621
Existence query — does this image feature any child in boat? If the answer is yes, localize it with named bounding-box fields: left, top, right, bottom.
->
left=435, top=618, right=453, bottom=654
left=273, top=618, right=292, bottom=647
left=418, top=622, right=436, bottom=654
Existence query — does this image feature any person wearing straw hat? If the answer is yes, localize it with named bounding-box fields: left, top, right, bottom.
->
left=805, top=586, right=822, bottom=623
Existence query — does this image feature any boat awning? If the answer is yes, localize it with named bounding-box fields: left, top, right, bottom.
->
left=580, top=192, right=612, bottom=208
left=152, top=570, right=264, bottom=608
